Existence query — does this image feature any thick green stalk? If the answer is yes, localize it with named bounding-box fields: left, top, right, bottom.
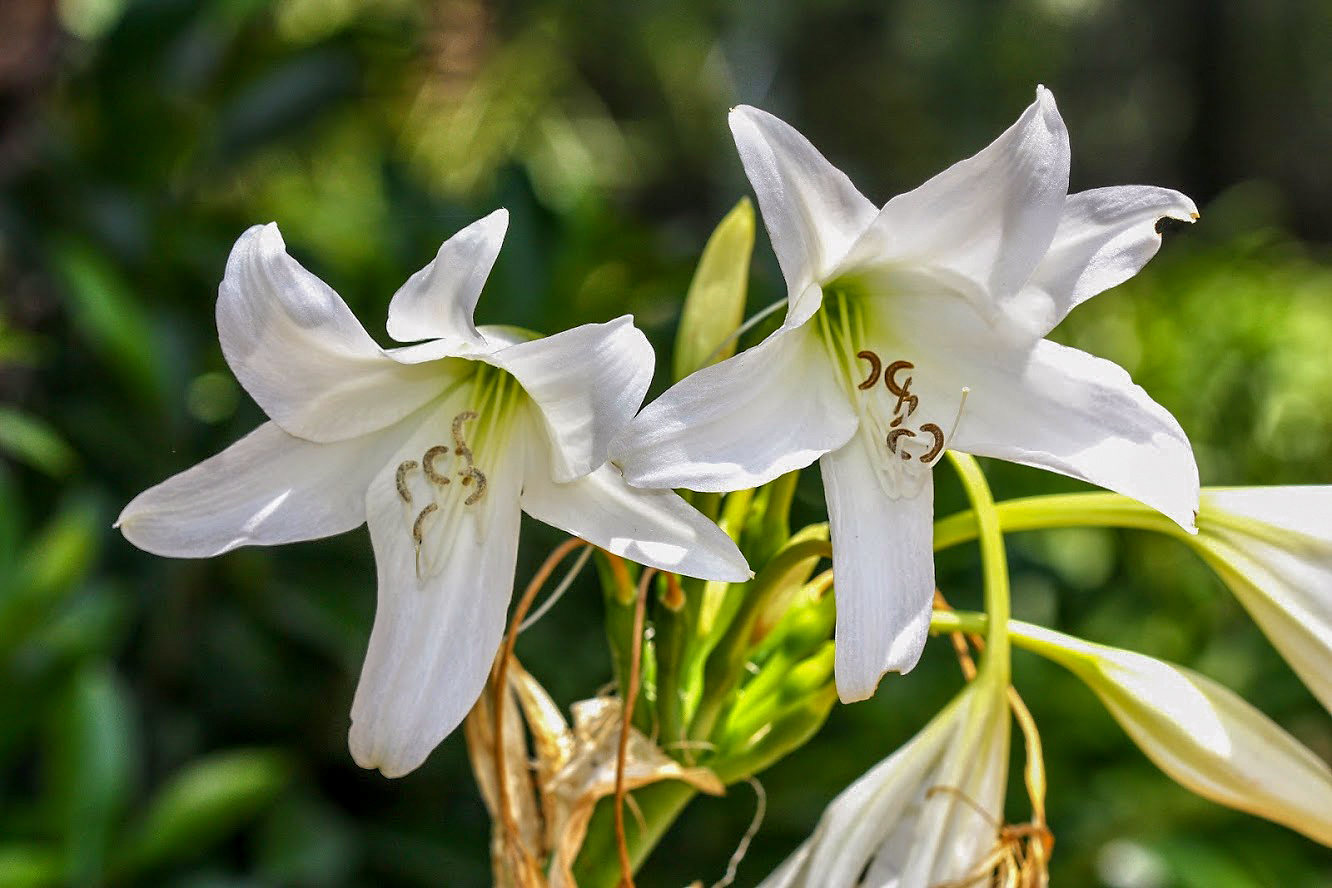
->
left=570, top=781, right=698, bottom=888
left=934, top=492, right=1187, bottom=552
left=945, top=452, right=1010, bottom=676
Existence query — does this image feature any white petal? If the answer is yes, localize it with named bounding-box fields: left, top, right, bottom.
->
left=485, top=316, right=653, bottom=482
left=729, top=106, right=877, bottom=323
left=948, top=338, right=1199, bottom=531
left=348, top=407, right=527, bottom=778
left=820, top=436, right=935, bottom=701
left=1012, top=186, right=1199, bottom=337
left=116, top=420, right=412, bottom=558
left=1206, top=534, right=1332, bottom=715
left=614, top=324, right=858, bottom=493
left=835, top=87, right=1070, bottom=315
left=1017, top=622, right=1332, bottom=848
left=1204, top=486, right=1332, bottom=543
left=386, top=209, right=508, bottom=347
left=521, top=446, right=750, bottom=583
left=217, top=224, right=449, bottom=442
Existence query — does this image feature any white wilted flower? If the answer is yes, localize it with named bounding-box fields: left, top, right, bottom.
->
left=117, top=211, right=749, bottom=778
left=614, top=87, right=1200, bottom=703
left=760, top=666, right=1011, bottom=888
left=1014, top=620, right=1332, bottom=847
left=1195, top=486, right=1332, bottom=715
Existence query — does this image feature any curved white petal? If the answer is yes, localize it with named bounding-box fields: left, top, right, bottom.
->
left=1204, top=486, right=1332, bottom=543
left=835, top=87, right=1070, bottom=315
left=729, top=106, right=877, bottom=323
left=116, top=420, right=413, bottom=558
left=348, top=406, right=527, bottom=778
left=1012, top=186, right=1199, bottom=337
left=386, top=209, right=508, bottom=347
left=520, top=445, right=750, bottom=583
left=760, top=675, right=1010, bottom=888
left=1205, top=533, right=1332, bottom=715
left=1017, top=622, right=1332, bottom=848
left=485, top=316, right=653, bottom=483
left=614, top=324, right=858, bottom=493
left=948, top=338, right=1199, bottom=531
left=217, top=224, right=449, bottom=442
left=821, top=435, right=935, bottom=701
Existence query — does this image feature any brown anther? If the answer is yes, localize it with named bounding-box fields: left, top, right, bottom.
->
left=412, top=502, right=438, bottom=544
left=919, top=423, right=945, bottom=463
left=452, top=410, right=478, bottom=464
left=461, top=467, right=488, bottom=505
left=422, top=445, right=452, bottom=485
left=890, top=414, right=904, bottom=428
left=886, top=427, right=916, bottom=457
left=395, top=460, right=419, bottom=504
left=856, top=350, right=882, bottom=390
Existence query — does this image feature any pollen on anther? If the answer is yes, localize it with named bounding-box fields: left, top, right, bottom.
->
left=395, top=460, right=419, bottom=503
left=451, top=411, right=479, bottom=463
left=423, top=445, right=452, bottom=485
left=412, top=502, right=439, bottom=544
left=856, top=350, right=882, bottom=390
left=919, top=423, right=945, bottom=464
left=886, top=427, right=916, bottom=457
left=460, top=466, right=488, bottom=505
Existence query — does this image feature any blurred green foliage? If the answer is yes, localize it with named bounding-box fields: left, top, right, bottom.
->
left=2, top=0, right=1331, bottom=885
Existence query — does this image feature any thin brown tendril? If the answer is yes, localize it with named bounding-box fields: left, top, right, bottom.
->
left=491, top=538, right=589, bottom=878
left=615, top=567, right=657, bottom=888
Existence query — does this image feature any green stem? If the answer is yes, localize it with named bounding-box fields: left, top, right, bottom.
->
left=945, top=452, right=1010, bottom=678
left=933, top=492, right=1188, bottom=552
left=571, top=781, right=698, bottom=888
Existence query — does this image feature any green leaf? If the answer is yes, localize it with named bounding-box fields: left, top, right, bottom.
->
left=45, top=666, right=135, bottom=886
left=0, top=499, right=101, bottom=655
left=114, top=749, right=290, bottom=878
left=0, top=409, right=77, bottom=478
left=671, top=198, right=754, bottom=381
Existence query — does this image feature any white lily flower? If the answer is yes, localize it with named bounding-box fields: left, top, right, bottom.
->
left=615, top=88, right=1200, bottom=701
left=117, top=212, right=750, bottom=778
left=760, top=667, right=1011, bottom=888
left=1196, top=486, right=1332, bottom=715
left=1013, top=620, right=1332, bottom=847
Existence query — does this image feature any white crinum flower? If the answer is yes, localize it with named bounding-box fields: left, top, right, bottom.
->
left=760, top=666, right=1011, bottom=888
left=615, top=87, right=1200, bottom=702
left=1013, top=620, right=1332, bottom=847
left=117, top=211, right=750, bottom=778
left=1196, top=486, right=1332, bottom=715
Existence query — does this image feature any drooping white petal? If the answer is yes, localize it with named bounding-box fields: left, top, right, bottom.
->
left=1011, top=186, right=1199, bottom=337
left=1015, top=621, right=1332, bottom=848
left=760, top=674, right=1010, bottom=888
left=834, top=87, right=1070, bottom=315
left=947, top=338, right=1199, bottom=531
left=820, top=435, right=935, bottom=701
left=520, top=441, right=750, bottom=583
left=615, top=324, right=858, bottom=493
left=483, top=316, right=653, bottom=483
left=217, top=224, right=450, bottom=442
left=348, top=405, right=527, bottom=778
left=729, top=106, right=877, bottom=324
left=385, top=209, right=508, bottom=348
left=116, top=419, right=415, bottom=558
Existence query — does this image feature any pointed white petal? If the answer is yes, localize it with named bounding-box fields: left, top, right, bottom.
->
left=348, top=406, right=527, bottom=778
left=948, top=338, right=1199, bottom=531
left=615, top=324, right=858, bottom=493
left=116, top=420, right=414, bottom=557
left=729, top=106, right=877, bottom=323
left=484, top=316, right=653, bottom=483
left=835, top=87, right=1070, bottom=314
left=1211, top=538, right=1332, bottom=715
left=521, top=444, right=750, bottom=583
left=217, top=224, right=448, bottom=442
left=1013, top=186, right=1199, bottom=337
left=386, top=209, right=508, bottom=347
left=760, top=675, right=1009, bottom=888
left=820, top=436, right=935, bottom=701
left=1017, top=622, right=1332, bottom=848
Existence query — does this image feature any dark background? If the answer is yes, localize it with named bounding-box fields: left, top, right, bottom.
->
left=2, top=0, right=1331, bottom=885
